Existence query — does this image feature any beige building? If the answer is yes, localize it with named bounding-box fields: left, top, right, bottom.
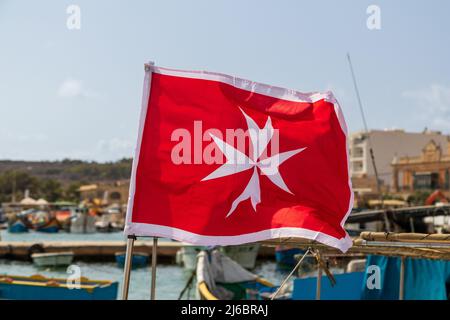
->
left=78, top=180, right=130, bottom=205
left=349, top=129, right=450, bottom=191
left=392, top=140, right=450, bottom=193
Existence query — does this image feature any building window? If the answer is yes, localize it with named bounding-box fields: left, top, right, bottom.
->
left=413, top=172, right=439, bottom=190
left=352, top=147, right=364, bottom=158
left=352, top=161, right=363, bottom=173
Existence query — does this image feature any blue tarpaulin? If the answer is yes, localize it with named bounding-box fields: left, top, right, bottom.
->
left=362, top=255, right=450, bottom=300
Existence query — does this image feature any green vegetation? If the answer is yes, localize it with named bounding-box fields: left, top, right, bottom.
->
left=0, top=171, right=61, bottom=202
left=62, top=158, right=131, bottom=181
left=0, top=158, right=132, bottom=203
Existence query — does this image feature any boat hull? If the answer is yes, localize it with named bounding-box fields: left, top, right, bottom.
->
left=220, top=244, right=260, bottom=269
left=8, top=221, right=29, bottom=233
left=70, top=214, right=96, bottom=234
left=31, top=252, right=74, bottom=268
left=115, top=252, right=149, bottom=269
left=0, top=275, right=118, bottom=300
left=179, top=244, right=260, bottom=271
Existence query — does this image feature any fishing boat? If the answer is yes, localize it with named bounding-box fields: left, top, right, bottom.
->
left=96, top=205, right=125, bottom=233
left=23, top=209, right=60, bottom=233
left=177, top=243, right=260, bottom=271
left=291, top=254, right=450, bottom=300
left=261, top=231, right=450, bottom=300
left=8, top=219, right=29, bottom=233
left=70, top=208, right=96, bottom=234
left=196, top=249, right=274, bottom=300
left=292, top=270, right=364, bottom=300
left=220, top=244, right=260, bottom=269
left=31, top=252, right=74, bottom=268
left=0, top=274, right=118, bottom=300
left=55, top=209, right=72, bottom=231
left=115, top=252, right=149, bottom=269
left=35, top=217, right=60, bottom=233
left=176, top=244, right=204, bottom=271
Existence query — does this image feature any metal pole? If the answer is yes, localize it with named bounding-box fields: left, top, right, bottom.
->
left=399, top=257, right=405, bottom=300
left=121, top=235, right=135, bottom=300
left=150, top=237, right=158, bottom=300
left=316, top=259, right=322, bottom=300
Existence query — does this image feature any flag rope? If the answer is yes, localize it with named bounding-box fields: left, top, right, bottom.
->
left=270, top=247, right=312, bottom=300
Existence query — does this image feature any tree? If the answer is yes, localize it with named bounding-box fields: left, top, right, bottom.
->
left=39, top=179, right=63, bottom=202
left=0, top=170, right=40, bottom=202
left=65, top=182, right=82, bottom=202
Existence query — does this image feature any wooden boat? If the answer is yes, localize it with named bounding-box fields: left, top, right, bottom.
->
left=55, top=210, right=71, bottom=223
left=8, top=220, right=29, bottom=233
left=0, top=274, right=118, bottom=300
left=178, top=243, right=260, bottom=271
left=176, top=245, right=204, bottom=271
left=70, top=210, right=96, bottom=234
left=262, top=231, right=450, bottom=300
left=31, top=252, right=74, bottom=268
left=220, top=244, right=260, bottom=269
left=35, top=218, right=60, bottom=233
left=196, top=249, right=274, bottom=300
left=115, top=252, right=149, bottom=269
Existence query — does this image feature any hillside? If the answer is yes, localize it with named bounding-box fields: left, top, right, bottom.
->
left=0, top=159, right=132, bottom=184
left=0, top=159, right=133, bottom=203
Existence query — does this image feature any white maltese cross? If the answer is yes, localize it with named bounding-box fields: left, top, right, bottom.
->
left=201, top=108, right=306, bottom=218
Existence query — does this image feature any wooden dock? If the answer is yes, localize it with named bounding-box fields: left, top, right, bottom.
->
left=0, top=241, right=275, bottom=262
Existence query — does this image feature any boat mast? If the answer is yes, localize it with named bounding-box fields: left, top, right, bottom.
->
left=347, top=53, right=391, bottom=231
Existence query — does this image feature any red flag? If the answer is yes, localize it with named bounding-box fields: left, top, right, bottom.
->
left=125, top=64, right=353, bottom=252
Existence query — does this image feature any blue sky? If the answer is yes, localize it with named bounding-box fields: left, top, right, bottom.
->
left=1, top=0, right=449, bottom=162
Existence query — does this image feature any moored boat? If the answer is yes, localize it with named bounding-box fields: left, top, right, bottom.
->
left=178, top=243, right=260, bottom=271
left=35, top=217, right=60, bottom=233
left=70, top=208, right=96, bottom=234
left=8, top=220, right=29, bottom=233
left=176, top=244, right=204, bottom=271
left=0, top=274, right=118, bottom=300
left=220, top=244, right=260, bottom=270
left=31, top=251, right=74, bottom=268
left=196, top=249, right=274, bottom=300
left=115, top=252, right=149, bottom=269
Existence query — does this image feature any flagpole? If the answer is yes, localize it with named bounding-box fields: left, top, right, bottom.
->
left=316, top=260, right=322, bottom=300
left=121, top=235, right=136, bottom=300
left=150, top=236, right=158, bottom=300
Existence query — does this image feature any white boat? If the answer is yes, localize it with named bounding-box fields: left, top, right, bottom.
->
left=196, top=249, right=273, bottom=300
left=31, top=252, right=74, bottom=268
left=70, top=210, right=96, bottom=234
left=220, top=244, right=260, bottom=269
left=177, top=243, right=260, bottom=271
left=176, top=245, right=204, bottom=271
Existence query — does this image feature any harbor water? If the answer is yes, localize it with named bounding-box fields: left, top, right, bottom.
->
left=0, top=230, right=286, bottom=300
